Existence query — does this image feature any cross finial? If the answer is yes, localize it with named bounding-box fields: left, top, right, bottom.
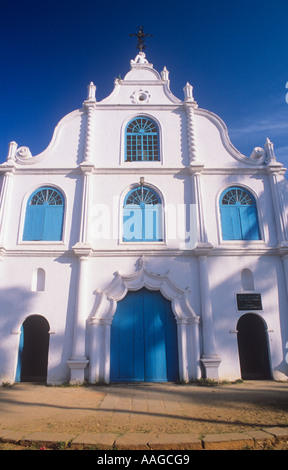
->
left=130, top=26, right=153, bottom=52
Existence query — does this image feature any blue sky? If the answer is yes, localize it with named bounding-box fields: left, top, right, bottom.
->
left=1, top=0, right=287, bottom=169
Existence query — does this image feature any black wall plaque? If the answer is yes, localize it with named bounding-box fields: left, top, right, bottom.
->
left=236, top=293, right=262, bottom=311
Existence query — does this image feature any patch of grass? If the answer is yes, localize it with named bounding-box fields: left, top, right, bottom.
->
left=191, top=378, right=243, bottom=387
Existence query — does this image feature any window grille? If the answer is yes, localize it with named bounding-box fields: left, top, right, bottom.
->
left=123, top=186, right=163, bottom=241
left=125, top=117, right=159, bottom=161
left=23, top=187, right=64, bottom=241
left=125, top=186, right=160, bottom=205
left=220, top=187, right=260, bottom=240
left=221, top=188, right=254, bottom=206
left=30, top=188, right=63, bottom=206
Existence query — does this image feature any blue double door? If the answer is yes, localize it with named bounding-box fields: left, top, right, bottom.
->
left=110, top=288, right=179, bottom=382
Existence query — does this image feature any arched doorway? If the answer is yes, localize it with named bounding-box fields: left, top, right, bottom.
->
left=110, top=288, right=179, bottom=382
left=237, top=314, right=271, bottom=380
left=16, top=315, right=50, bottom=382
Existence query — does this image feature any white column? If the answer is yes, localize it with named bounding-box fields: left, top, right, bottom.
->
left=268, top=168, right=287, bottom=244
left=184, top=97, right=221, bottom=378
left=267, top=165, right=288, bottom=306
left=79, top=170, right=92, bottom=244
left=6, top=141, right=18, bottom=164
left=67, top=248, right=91, bottom=383
left=183, top=86, right=199, bottom=163
left=192, top=170, right=207, bottom=243
left=0, top=167, right=15, bottom=247
left=83, top=82, right=96, bottom=165
left=199, top=255, right=221, bottom=379
left=89, top=318, right=111, bottom=384
left=67, top=86, right=96, bottom=383
left=177, top=317, right=201, bottom=382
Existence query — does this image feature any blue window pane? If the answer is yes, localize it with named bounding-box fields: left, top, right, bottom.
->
left=123, top=186, right=163, bottom=242
left=23, top=187, right=64, bottom=241
left=220, top=187, right=260, bottom=240
left=125, top=117, right=159, bottom=161
left=23, top=206, right=45, bottom=241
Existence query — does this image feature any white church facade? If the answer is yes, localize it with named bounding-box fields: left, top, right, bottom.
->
left=1, top=50, right=288, bottom=385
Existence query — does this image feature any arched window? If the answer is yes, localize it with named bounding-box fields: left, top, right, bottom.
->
left=123, top=185, right=163, bottom=241
left=31, top=268, right=46, bottom=292
left=220, top=187, right=260, bottom=240
left=23, top=187, right=64, bottom=241
left=125, top=116, right=159, bottom=161
left=241, top=269, right=255, bottom=291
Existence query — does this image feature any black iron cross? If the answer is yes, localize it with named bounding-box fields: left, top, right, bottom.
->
left=130, top=26, right=153, bottom=52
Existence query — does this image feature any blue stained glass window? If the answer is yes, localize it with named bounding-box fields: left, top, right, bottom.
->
left=123, top=186, right=163, bottom=241
left=23, top=187, right=64, bottom=241
left=125, top=117, right=159, bottom=161
left=220, top=187, right=260, bottom=240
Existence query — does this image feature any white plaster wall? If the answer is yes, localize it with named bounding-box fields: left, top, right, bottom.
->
left=92, top=107, right=187, bottom=168
left=209, top=255, right=288, bottom=380
left=1, top=56, right=288, bottom=384
left=89, top=172, right=196, bottom=250
left=200, top=173, right=278, bottom=247
left=17, top=110, right=85, bottom=169
left=0, top=255, right=78, bottom=384
left=5, top=173, right=82, bottom=249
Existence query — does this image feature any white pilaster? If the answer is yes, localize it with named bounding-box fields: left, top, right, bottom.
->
left=79, top=169, right=92, bottom=244
left=6, top=141, right=18, bottom=164
left=177, top=317, right=201, bottom=381
left=0, top=166, right=15, bottom=248
left=67, top=246, right=91, bottom=383
left=192, top=169, right=207, bottom=243
left=184, top=93, right=199, bottom=163
left=268, top=168, right=287, bottom=244
left=198, top=254, right=221, bottom=379
left=89, top=318, right=112, bottom=384
left=83, top=82, right=96, bottom=165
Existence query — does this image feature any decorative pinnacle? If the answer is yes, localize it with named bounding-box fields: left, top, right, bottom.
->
left=130, top=26, right=153, bottom=52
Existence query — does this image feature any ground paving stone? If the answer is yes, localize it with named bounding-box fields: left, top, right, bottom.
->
left=71, top=433, right=119, bottom=450
left=0, top=381, right=288, bottom=450
left=1, top=428, right=288, bottom=450
left=147, top=433, right=202, bottom=450
left=114, top=433, right=156, bottom=450
left=264, top=427, right=288, bottom=440
left=202, top=432, right=254, bottom=450
left=19, top=432, right=75, bottom=449
left=0, top=430, right=26, bottom=444
left=246, top=430, right=275, bottom=447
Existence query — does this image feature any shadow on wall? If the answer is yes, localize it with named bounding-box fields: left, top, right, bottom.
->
left=205, top=173, right=288, bottom=379
left=0, top=261, right=77, bottom=385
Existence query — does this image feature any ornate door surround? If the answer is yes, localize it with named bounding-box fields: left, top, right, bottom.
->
left=88, top=257, right=201, bottom=383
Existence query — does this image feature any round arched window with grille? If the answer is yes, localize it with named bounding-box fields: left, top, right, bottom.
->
left=221, top=188, right=255, bottom=206
left=23, top=187, right=64, bottom=241
left=30, top=188, right=63, bottom=206
left=125, top=117, right=159, bottom=162
left=220, top=187, right=260, bottom=240
left=123, top=186, right=163, bottom=241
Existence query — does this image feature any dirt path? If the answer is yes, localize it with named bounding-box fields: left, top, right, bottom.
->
left=0, top=380, right=287, bottom=448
